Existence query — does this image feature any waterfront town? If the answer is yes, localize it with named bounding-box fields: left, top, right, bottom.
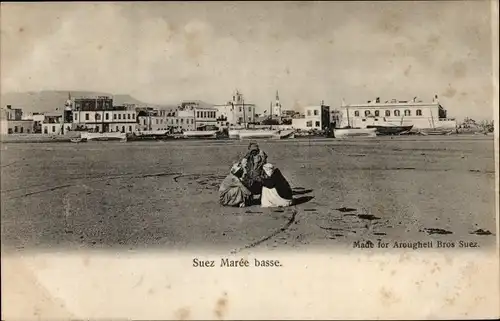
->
left=1, top=89, right=492, bottom=141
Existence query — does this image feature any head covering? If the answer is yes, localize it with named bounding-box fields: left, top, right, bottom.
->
left=230, top=163, right=243, bottom=176
left=248, top=142, right=259, bottom=152
left=263, top=163, right=275, bottom=176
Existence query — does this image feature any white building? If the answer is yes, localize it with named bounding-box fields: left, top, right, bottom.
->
left=72, top=97, right=137, bottom=133
left=338, top=96, right=457, bottom=129
left=214, top=90, right=256, bottom=126
left=138, top=109, right=195, bottom=132
left=1, top=105, right=35, bottom=134
left=73, top=109, right=137, bottom=133
left=291, top=105, right=331, bottom=130
left=42, top=113, right=72, bottom=135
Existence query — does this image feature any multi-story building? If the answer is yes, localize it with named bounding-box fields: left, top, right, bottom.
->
left=1, top=105, right=35, bottom=135
left=338, top=95, right=456, bottom=129
left=42, top=112, right=71, bottom=135
left=179, top=101, right=218, bottom=130
left=137, top=108, right=196, bottom=132
left=291, top=104, right=331, bottom=130
left=214, top=91, right=256, bottom=126
left=72, top=96, right=137, bottom=133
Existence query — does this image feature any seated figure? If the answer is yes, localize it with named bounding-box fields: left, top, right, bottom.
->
left=219, top=163, right=252, bottom=207
left=261, top=163, right=293, bottom=208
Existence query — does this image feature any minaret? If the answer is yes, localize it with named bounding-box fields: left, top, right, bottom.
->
left=274, top=90, right=282, bottom=117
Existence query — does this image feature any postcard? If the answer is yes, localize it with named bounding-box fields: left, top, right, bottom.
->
left=1, top=1, right=499, bottom=320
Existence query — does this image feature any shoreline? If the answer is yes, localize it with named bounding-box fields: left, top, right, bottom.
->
left=0, top=132, right=494, bottom=144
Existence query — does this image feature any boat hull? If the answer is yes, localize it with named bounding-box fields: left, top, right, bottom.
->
left=80, top=132, right=127, bottom=141
left=238, top=130, right=280, bottom=139
left=135, top=130, right=169, bottom=137
left=367, top=125, right=413, bottom=135
left=334, top=128, right=377, bottom=138
left=182, top=130, right=218, bottom=139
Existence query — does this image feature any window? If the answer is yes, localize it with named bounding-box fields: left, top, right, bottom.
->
left=27, top=129, right=31, bottom=133
left=364, top=110, right=371, bottom=116
left=404, top=109, right=411, bottom=116
left=315, top=121, right=320, bottom=127
left=385, top=110, right=390, bottom=116
left=75, top=113, right=78, bottom=120
left=416, top=109, right=422, bottom=116
left=394, top=110, right=400, bottom=116
left=375, top=118, right=379, bottom=121
left=114, top=114, right=117, bottom=120
left=44, top=127, right=48, bottom=134
left=306, top=121, right=312, bottom=127
left=239, top=107, right=242, bottom=112
left=191, top=119, right=194, bottom=124
left=85, top=113, right=89, bottom=121
left=197, top=112, right=200, bottom=118
left=156, top=119, right=159, bottom=125
left=176, top=119, right=179, bottom=124
left=375, top=110, right=380, bottom=117
left=118, top=114, right=122, bottom=120
left=128, top=114, right=131, bottom=120
left=181, top=119, right=184, bottom=123
left=52, top=126, right=56, bottom=132
left=362, top=119, right=366, bottom=122
left=354, top=111, right=360, bottom=117
left=116, top=126, right=119, bottom=131
left=20, top=127, right=23, bottom=133
left=14, top=126, right=18, bottom=133
left=96, top=126, right=100, bottom=132
left=307, top=110, right=312, bottom=116
left=132, top=113, right=135, bottom=119
left=129, top=126, right=132, bottom=132
left=248, top=107, right=251, bottom=112
left=313, top=109, right=318, bottom=116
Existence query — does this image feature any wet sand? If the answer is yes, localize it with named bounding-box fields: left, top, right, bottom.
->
left=1, top=136, right=496, bottom=253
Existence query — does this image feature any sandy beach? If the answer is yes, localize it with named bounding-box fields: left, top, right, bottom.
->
left=1, top=136, right=496, bottom=253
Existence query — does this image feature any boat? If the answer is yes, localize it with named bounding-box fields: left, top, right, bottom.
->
left=334, top=127, right=377, bottom=138
left=238, top=129, right=280, bottom=139
left=273, top=129, right=295, bottom=139
left=367, top=125, right=413, bottom=136
left=80, top=132, right=127, bottom=141
left=70, top=137, right=87, bottom=143
left=135, top=130, right=169, bottom=137
left=182, top=130, right=218, bottom=139
left=420, top=128, right=454, bottom=136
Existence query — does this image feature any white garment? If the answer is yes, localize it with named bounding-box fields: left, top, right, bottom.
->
left=261, top=186, right=293, bottom=208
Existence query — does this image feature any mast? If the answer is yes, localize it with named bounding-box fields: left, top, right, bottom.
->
left=346, top=106, right=350, bottom=128
left=269, top=101, right=273, bottom=130
left=242, top=98, right=247, bottom=129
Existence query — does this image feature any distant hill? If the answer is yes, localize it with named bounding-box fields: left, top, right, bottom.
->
left=0, top=91, right=178, bottom=114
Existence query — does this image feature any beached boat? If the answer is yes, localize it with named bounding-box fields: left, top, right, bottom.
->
left=334, top=127, right=377, bottom=138
left=183, top=130, right=218, bottom=139
left=238, top=129, right=280, bottom=139
left=135, top=130, right=169, bottom=137
left=70, top=137, right=87, bottom=143
left=420, top=128, right=454, bottom=135
left=367, top=125, right=413, bottom=136
left=80, top=132, right=127, bottom=141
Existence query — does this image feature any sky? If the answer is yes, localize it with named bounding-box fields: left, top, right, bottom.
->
left=1, top=1, right=497, bottom=120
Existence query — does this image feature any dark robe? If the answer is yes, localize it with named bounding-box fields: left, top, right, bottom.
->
left=261, top=169, right=293, bottom=200
left=241, top=149, right=268, bottom=195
